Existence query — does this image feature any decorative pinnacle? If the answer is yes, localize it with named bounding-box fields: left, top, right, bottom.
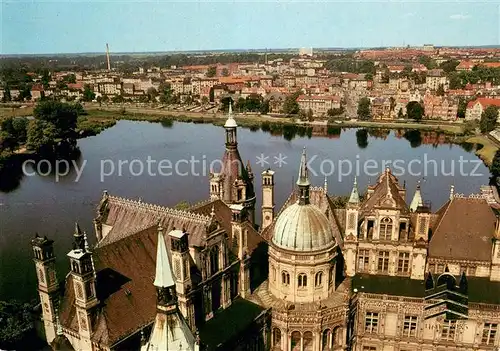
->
left=83, top=231, right=90, bottom=252
left=296, top=147, right=310, bottom=187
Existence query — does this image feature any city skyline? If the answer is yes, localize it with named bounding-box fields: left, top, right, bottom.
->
left=1, top=0, right=499, bottom=55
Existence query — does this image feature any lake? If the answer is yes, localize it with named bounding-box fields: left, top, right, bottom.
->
left=0, top=120, right=490, bottom=301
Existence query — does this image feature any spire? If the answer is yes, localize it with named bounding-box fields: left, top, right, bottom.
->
left=153, top=224, right=175, bottom=288
left=224, top=100, right=237, bottom=128
left=449, top=184, right=455, bottom=200
left=349, top=177, right=360, bottom=204
left=74, top=222, right=85, bottom=250
left=324, top=176, right=328, bottom=194
left=409, top=181, right=423, bottom=212
left=246, top=160, right=252, bottom=174
left=297, top=147, right=310, bottom=187
left=296, top=147, right=311, bottom=205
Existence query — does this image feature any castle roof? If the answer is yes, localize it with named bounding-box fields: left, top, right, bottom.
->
left=361, top=168, right=409, bottom=214
left=429, top=195, right=496, bottom=262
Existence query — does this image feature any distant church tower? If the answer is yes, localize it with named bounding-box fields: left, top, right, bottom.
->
left=210, top=102, right=256, bottom=226
left=32, top=233, right=60, bottom=344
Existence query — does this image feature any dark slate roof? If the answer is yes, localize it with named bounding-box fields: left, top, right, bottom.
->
left=429, top=196, right=496, bottom=261
left=198, top=298, right=265, bottom=351
left=351, top=274, right=426, bottom=298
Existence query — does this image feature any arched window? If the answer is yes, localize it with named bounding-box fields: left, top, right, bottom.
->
left=291, top=331, right=301, bottom=351
left=315, top=271, right=323, bottom=287
left=281, top=271, right=290, bottom=285
left=332, top=326, right=341, bottom=345
left=379, top=217, right=393, bottom=240
left=298, top=273, right=307, bottom=288
left=38, top=268, right=45, bottom=284
left=322, top=329, right=331, bottom=350
left=303, top=331, right=313, bottom=351
left=272, top=328, right=281, bottom=347
left=210, top=245, right=219, bottom=275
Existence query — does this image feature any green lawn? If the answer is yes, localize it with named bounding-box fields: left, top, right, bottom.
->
left=466, top=136, right=498, bottom=166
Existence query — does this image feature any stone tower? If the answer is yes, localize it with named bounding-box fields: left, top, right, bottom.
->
left=209, top=102, right=256, bottom=226
left=67, top=230, right=98, bottom=350
left=261, top=168, right=275, bottom=230
left=169, top=226, right=194, bottom=327
left=344, top=177, right=360, bottom=277
left=32, top=233, right=59, bottom=344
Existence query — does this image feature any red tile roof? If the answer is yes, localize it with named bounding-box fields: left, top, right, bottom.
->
left=467, top=98, right=500, bottom=109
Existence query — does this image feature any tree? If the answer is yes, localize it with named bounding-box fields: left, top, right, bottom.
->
left=327, top=107, right=344, bottom=117
left=259, top=99, right=270, bottom=114
left=206, top=66, right=217, bottom=78
left=490, top=149, right=500, bottom=179
left=282, top=91, right=301, bottom=116
left=406, top=101, right=425, bottom=121
left=146, top=87, right=158, bottom=101
left=439, top=59, right=460, bottom=73
left=364, top=73, right=373, bottom=81
left=356, top=129, right=369, bottom=148
left=436, top=84, right=445, bottom=96
left=480, top=105, right=499, bottom=133
left=82, top=84, right=95, bottom=102
left=418, top=55, right=436, bottom=69
left=174, top=200, right=190, bottom=211
left=397, top=108, right=404, bottom=119
left=33, top=101, right=79, bottom=138
left=0, top=300, right=37, bottom=349
left=201, top=96, right=209, bottom=106
left=221, top=68, right=230, bottom=77
left=306, top=108, right=314, bottom=121
left=357, top=97, right=371, bottom=120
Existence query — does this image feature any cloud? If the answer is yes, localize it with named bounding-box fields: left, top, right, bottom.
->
left=450, top=14, right=470, bottom=20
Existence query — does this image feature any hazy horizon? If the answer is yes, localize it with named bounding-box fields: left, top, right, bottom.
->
left=2, top=1, right=499, bottom=55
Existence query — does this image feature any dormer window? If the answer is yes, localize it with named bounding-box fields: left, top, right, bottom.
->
left=379, top=217, right=393, bottom=240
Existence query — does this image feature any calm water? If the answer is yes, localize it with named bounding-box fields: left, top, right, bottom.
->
left=0, top=120, right=490, bottom=301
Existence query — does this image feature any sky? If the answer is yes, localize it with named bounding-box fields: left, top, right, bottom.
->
left=1, top=0, right=500, bottom=54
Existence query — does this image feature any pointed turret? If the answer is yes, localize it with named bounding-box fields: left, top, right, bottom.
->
left=224, top=101, right=237, bottom=128
left=142, top=225, right=196, bottom=351
left=410, top=181, right=423, bottom=212
left=74, top=222, right=85, bottom=250
left=348, top=177, right=360, bottom=205
left=297, top=147, right=310, bottom=205
left=450, top=184, right=455, bottom=200
left=153, top=225, right=175, bottom=289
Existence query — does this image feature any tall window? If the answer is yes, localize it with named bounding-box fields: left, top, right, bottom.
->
left=482, top=323, right=497, bottom=345
left=365, top=312, right=379, bottom=333
left=358, top=249, right=370, bottom=272
left=397, top=252, right=410, bottom=274
left=403, top=315, right=418, bottom=337
left=38, top=269, right=45, bottom=284
left=429, top=263, right=436, bottom=273
left=315, top=271, right=323, bottom=287
left=379, top=217, right=393, bottom=240
left=210, top=245, right=219, bottom=275
left=467, top=266, right=477, bottom=276
left=441, top=320, right=456, bottom=341
left=378, top=251, right=390, bottom=273
left=282, top=271, right=290, bottom=286
left=348, top=213, right=356, bottom=230
left=298, top=273, right=307, bottom=288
